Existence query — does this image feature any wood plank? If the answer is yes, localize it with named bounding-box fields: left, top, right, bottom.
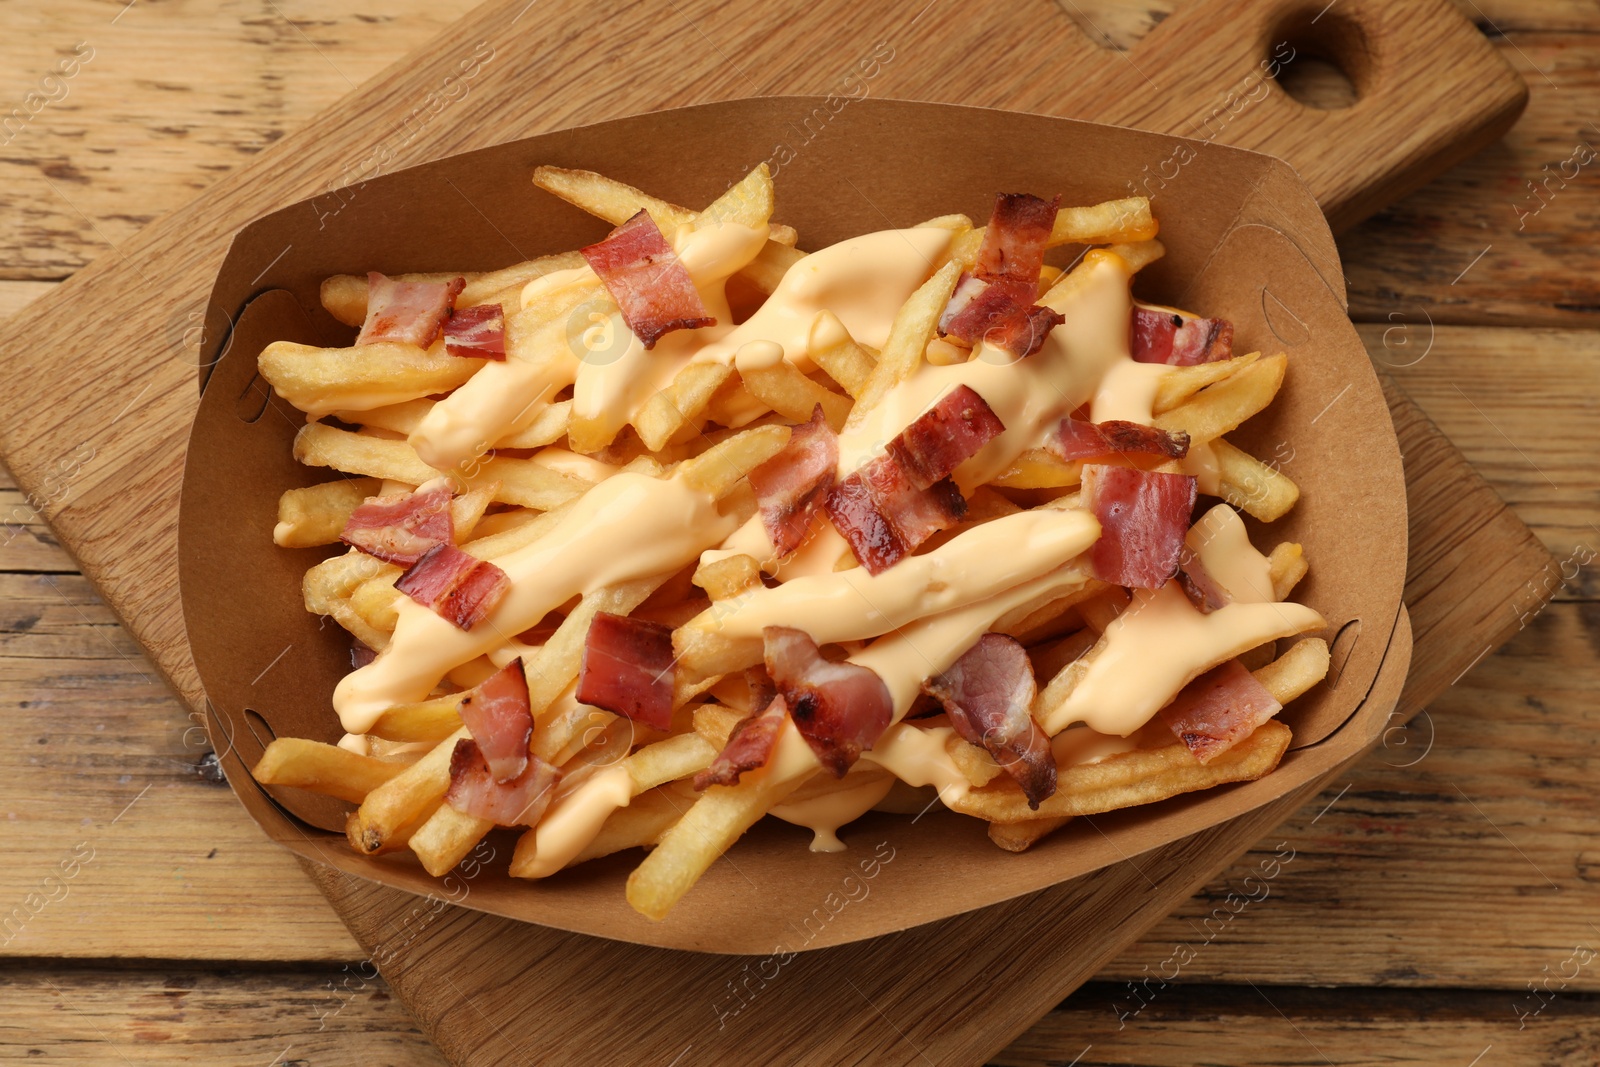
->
left=7, top=968, right=1598, bottom=1065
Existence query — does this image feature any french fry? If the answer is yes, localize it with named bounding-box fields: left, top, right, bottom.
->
left=303, top=550, right=398, bottom=615
left=633, top=361, right=734, bottom=452
left=330, top=600, right=391, bottom=652
left=527, top=576, right=667, bottom=728
left=693, top=552, right=762, bottom=601
left=319, top=253, right=588, bottom=327
left=915, top=212, right=974, bottom=231
left=851, top=258, right=962, bottom=417
left=740, top=243, right=805, bottom=295
left=534, top=165, right=695, bottom=233
left=693, top=703, right=745, bottom=747
left=350, top=728, right=468, bottom=854
left=252, top=738, right=404, bottom=804
left=698, top=163, right=776, bottom=232
left=347, top=574, right=402, bottom=633
left=497, top=401, right=573, bottom=449
left=1214, top=437, right=1300, bottom=522
left=1027, top=627, right=1100, bottom=685
left=951, top=721, right=1292, bottom=824
left=625, top=741, right=810, bottom=921
left=1153, top=354, right=1287, bottom=446
left=737, top=359, right=852, bottom=431
left=368, top=693, right=466, bottom=744
left=993, top=580, right=1109, bottom=640
left=410, top=803, right=495, bottom=877
left=273, top=478, right=380, bottom=548
left=625, top=731, right=718, bottom=792
left=1255, top=638, right=1330, bottom=703
left=293, top=423, right=593, bottom=510
left=566, top=784, right=694, bottom=867
left=1048, top=197, right=1157, bottom=246
left=991, top=448, right=1081, bottom=490
left=947, top=735, right=1004, bottom=788
left=986, top=816, right=1071, bottom=852
left=260, top=341, right=485, bottom=418
left=1269, top=542, right=1308, bottom=601
left=344, top=806, right=435, bottom=855
left=675, top=423, right=791, bottom=498
left=1152, top=351, right=1261, bottom=414
left=333, top=397, right=573, bottom=453
left=1108, top=239, right=1166, bottom=273
left=805, top=310, right=876, bottom=400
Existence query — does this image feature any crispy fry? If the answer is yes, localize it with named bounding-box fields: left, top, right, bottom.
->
left=1255, top=638, right=1330, bottom=703
left=350, top=728, right=468, bottom=854
left=273, top=478, right=380, bottom=548
left=951, top=721, right=1292, bottom=824
left=675, top=423, right=791, bottom=498
left=260, top=341, right=486, bottom=418
left=991, top=448, right=1081, bottom=490
left=806, top=310, right=876, bottom=400
left=1152, top=352, right=1262, bottom=414
left=693, top=552, right=762, bottom=601
left=737, top=358, right=852, bottom=431
left=633, top=362, right=734, bottom=452
left=344, top=805, right=436, bottom=856
left=319, top=253, right=588, bottom=327
left=367, top=693, right=466, bottom=744
left=534, top=165, right=695, bottom=233
left=1214, top=437, right=1301, bottom=522
left=252, top=738, right=404, bottom=804
left=851, top=258, right=962, bottom=417
left=1269, top=542, right=1308, bottom=602
left=947, top=735, right=1004, bottom=788
left=986, top=816, right=1071, bottom=852
left=1154, top=354, right=1287, bottom=447
left=740, top=243, right=805, bottom=295
left=1048, top=197, right=1157, bottom=246
left=626, top=730, right=718, bottom=792
left=410, top=803, right=495, bottom=877
left=1107, top=239, right=1165, bottom=273
left=293, top=423, right=593, bottom=510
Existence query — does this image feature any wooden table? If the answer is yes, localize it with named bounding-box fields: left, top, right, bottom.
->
left=1, top=2, right=1595, bottom=1062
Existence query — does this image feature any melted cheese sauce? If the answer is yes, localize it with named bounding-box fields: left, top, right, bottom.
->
left=770, top=773, right=895, bottom=852
left=1188, top=504, right=1274, bottom=603
left=1044, top=581, right=1324, bottom=736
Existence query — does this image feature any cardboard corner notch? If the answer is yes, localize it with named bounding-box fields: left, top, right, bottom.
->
left=178, top=98, right=1410, bottom=954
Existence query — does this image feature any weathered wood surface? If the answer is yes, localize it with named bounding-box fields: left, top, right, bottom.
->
left=0, top=0, right=1589, bottom=1063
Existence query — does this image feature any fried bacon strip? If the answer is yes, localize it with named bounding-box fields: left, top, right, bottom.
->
left=923, top=634, right=1056, bottom=808
left=455, top=659, right=533, bottom=782
left=1158, top=659, right=1282, bottom=763
left=394, top=543, right=510, bottom=630
left=826, top=385, right=1003, bottom=574
left=581, top=209, right=715, bottom=348
left=693, top=692, right=789, bottom=790
left=446, top=739, right=560, bottom=826
left=576, top=612, right=675, bottom=730
left=748, top=406, right=838, bottom=557
left=1081, top=464, right=1197, bottom=589
left=1130, top=307, right=1234, bottom=366
left=941, top=193, right=1063, bottom=357
left=340, top=483, right=453, bottom=566
left=1046, top=417, right=1190, bottom=463
left=764, top=626, right=892, bottom=777
left=357, top=273, right=465, bottom=348
left=443, top=303, right=507, bottom=360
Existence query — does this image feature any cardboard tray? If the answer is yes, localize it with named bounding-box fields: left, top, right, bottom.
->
left=178, top=98, right=1409, bottom=954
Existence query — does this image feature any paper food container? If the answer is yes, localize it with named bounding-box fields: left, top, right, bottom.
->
left=178, top=97, right=1410, bottom=954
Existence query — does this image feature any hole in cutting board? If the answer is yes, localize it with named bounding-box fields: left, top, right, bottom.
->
left=1267, top=6, right=1365, bottom=110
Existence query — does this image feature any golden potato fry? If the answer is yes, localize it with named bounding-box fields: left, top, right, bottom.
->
left=1213, top=437, right=1301, bottom=522
left=534, top=165, right=695, bottom=233
left=273, top=478, right=380, bottom=548
left=260, top=340, right=485, bottom=418
left=252, top=738, right=404, bottom=804
left=991, top=448, right=1081, bottom=490
left=1152, top=352, right=1261, bottom=414
left=410, top=803, right=495, bottom=877
left=947, top=735, right=1003, bottom=788
left=625, top=731, right=718, bottom=793
left=303, top=550, right=398, bottom=616
left=851, top=258, right=962, bottom=416
left=740, top=243, right=806, bottom=295
left=692, top=552, right=762, bottom=601
left=1269, top=542, right=1308, bottom=602
left=1154, top=354, right=1287, bottom=447
left=344, top=804, right=436, bottom=856
left=1107, top=239, right=1165, bottom=273
left=737, top=359, right=852, bottom=431
left=952, top=721, right=1291, bottom=824
left=1048, top=197, right=1157, bottom=246
left=632, top=361, right=734, bottom=452
left=693, top=703, right=745, bottom=748
left=320, top=271, right=469, bottom=328
left=1255, top=638, right=1330, bottom=704
left=564, top=784, right=694, bottom=867
left=986, top=815, right=1071, bottom=852
left=675, top=423, right=791, bottom=499
left=320, top=253, right=588, bottom=328
left=350, top=728, right=468, bottom=854
left=367, top=693, right=466, bottom=744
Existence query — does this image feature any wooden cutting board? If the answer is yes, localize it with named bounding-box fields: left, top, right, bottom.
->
left=0, top=0, right=1542, bottom=1063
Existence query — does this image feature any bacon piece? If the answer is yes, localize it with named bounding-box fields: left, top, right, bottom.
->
left=443, top=303, right=506, bottom=360
left=576, top=612, right=675, bottom=730
left=1046, top=417, right=1190, bottom=463
left=394, top=543, right=510, bottom=630
left=446, top=739, right=560, bottom=826
left=941, top=193, right=1062, bottom=355
left=923, top=634, right=1056, bottom=808
left=693, top=693, right=789, bottom=790
left=455, top=659, right=533, bottom=782
left=1081, top=465, right=1197, bottom=589
left=888, top=385, right=1006, bottom=490
left=350, top=640, right=376, bottom=670
left=357, top=273, right=465, bottom=348
left=1178, top=551, right=1230, bottom=613
left=581, top=209, right=715, bottom=348
left=339, top=483, right=453, bottom=566
left=825, top=386, right=1004, bottom=574
left=764, top=626, right=892, bottom=777
left=1130, top=307, right=1235, bottom=366
left=748, top=406, right=838, bottom=556
left=1158, top=659, right=1283, bottom=763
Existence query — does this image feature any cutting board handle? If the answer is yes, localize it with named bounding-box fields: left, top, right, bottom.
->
left=1111, top=0, right=1526, bottom=231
